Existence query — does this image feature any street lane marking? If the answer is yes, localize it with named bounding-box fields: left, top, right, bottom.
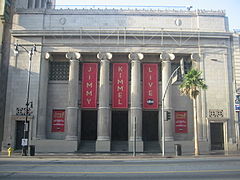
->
left=0, top=163, right=178, bottom=167
left=0, top=169, right=240, bottom=174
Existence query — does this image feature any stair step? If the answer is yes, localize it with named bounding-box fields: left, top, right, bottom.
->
left=78, top=141, right=96, bottom=152
left=78, top=141, right=162, bottom=152
left=111, top=141, right=128, bottom=152
left=144, top=141, right=161, bottom=152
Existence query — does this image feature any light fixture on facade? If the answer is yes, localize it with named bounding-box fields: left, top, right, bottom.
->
left=210, top=58, right=218, bottom=61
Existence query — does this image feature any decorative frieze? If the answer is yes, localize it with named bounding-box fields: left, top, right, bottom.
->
left=209, top=109, right=224, bottom=118
left=16, top=107, right=33, bottom=116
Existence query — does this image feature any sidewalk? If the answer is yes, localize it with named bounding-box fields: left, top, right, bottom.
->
left=1, top=151, right=240, bottom=160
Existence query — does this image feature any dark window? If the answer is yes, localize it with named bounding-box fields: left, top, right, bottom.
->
left=171, top=61, right=192, bottom=81
left=49, top=61, right=69, bottom=81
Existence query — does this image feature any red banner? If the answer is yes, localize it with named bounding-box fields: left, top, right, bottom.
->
left=143, top=64, right=159, bottom=109
left=52, top=110, right=65, bottom=132
left=175, top=111, right=188, bottom=133
left=112, top=63, right=129, bottom=108
left=81, top=63, right=98, bottom=108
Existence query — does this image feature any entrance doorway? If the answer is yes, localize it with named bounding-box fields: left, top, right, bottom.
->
left=81, top=110, right=97, bottom=140
left=143, top=111, right=160, bottom=152
left=111, top=111, right=128, bottom=141
left=111, top=111, right=128, bottom=152
left=210, top=123, right=224, bottom=150
left=79, top=110, right=97, bottom=152
left=143, top=111, right=158, bottom=141
left=15, top=121, right=28, bottom=150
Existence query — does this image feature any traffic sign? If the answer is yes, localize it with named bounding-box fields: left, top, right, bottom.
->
left=21, top=139, right=28, bottom=146
left=235, top=104, right=240, bottom=111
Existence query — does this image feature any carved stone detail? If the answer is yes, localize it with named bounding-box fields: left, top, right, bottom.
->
left=128, top=53, right=144, bottom=61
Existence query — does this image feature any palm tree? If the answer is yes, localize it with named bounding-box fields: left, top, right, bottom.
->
left=179, top=69, right=207, bottom=156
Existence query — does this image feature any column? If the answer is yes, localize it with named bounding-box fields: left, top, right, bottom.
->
left=129, top=53, right=144, bottom=152
left=65, top=52, right=81, bottom=141
left=96, top=52, right=112, bottom=152
left=28, top=0, right=35, bottom=9
left=36, top=52, right=51, bottom=139
left=41, top=0, right=47, bottom=8
left=161, top=52, right=175, bottom=141
left=35, top=0, right=40, bottom=8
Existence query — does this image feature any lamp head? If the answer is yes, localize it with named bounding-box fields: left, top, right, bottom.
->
left=33, top=44, right=37, bottom=52
left=28, top=44, right=37, bottom=56
left=14, top=43, right=19, bottom=55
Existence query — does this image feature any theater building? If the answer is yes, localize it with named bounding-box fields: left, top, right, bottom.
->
left=2, top=0, right=240, bottom=154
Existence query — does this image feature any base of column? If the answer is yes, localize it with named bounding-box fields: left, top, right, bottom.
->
left=128, top=140, right=144, bottom=152
left=36, top=135, right=46, bottom=140
left=96, top=140, right=111, bottom=152
left=65, top=135, right=78, bottom=141
left=198, top=137, right=207, bottom=141
left=165, top=136, right=174, bottom=141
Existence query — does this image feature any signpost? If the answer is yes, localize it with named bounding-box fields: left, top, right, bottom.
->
left=21, top=139, right=28, bottom=146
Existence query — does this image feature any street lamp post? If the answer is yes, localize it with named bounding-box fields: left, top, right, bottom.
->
left=14, top=43, right=36, bottom=156
left=161, top=56, right=184, bottom=157
left=161, top=66, right=180, bottom=157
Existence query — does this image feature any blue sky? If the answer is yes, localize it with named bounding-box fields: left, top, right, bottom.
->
left=56, top=0, right=239, bottom=31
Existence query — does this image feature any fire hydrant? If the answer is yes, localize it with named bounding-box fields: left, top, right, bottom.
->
left=7, top=144, right=13, bottom=157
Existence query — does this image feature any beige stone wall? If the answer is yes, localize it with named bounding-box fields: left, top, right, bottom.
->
left=47, top=82, right=68, bottom=139
left=2, top=37, right=42, bottom=147
left=12, top=9, right=227, bottom=32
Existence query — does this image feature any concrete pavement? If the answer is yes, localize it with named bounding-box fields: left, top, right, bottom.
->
left=1, top=151, right=240, bottom=161
left=1, top=155, right=240, bottom=180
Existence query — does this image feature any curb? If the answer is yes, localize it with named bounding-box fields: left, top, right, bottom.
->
left=1, top=152, right=240, bottom=161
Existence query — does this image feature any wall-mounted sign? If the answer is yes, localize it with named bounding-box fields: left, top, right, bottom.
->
left=175, top=111, right=188, bottom=133
left=52, top=110, right=65, bottom=132
left=143, top=64, right=159, bottom=109
left=112, top=63, right=129, bottom=108
left=81, top=63, right=98, bottom=108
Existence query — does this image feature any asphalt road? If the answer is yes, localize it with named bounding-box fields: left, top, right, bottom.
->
left=0, top=157, right=240, bottom=179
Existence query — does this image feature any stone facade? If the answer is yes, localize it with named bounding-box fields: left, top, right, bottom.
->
left=2, top=0, right=240, bottom=155
left=0, top=0, right=14, bottom=150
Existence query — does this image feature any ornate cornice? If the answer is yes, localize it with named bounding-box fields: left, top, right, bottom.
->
left=160, top=52, right=175, bottom=61
left=128, top=53, right=144, bottom=61
left=65, top=52, right=81, bottom=60
left=97, top=52, right=112, bottom=60
left=15, top=8, right=226, bottom=17
left=191, top=53, right=201, bottom=62
left=44, top=52, right=53, bottom=61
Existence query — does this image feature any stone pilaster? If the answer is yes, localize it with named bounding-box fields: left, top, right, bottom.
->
left=160, top=52, right=175, bottom=141
left=65, top=52, right=81, bottom=141
left=36, top=52, right=51, bottom=139
left=128, top=53, right=144, bottom=152
left=96, top=52, right=112, bottom=152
